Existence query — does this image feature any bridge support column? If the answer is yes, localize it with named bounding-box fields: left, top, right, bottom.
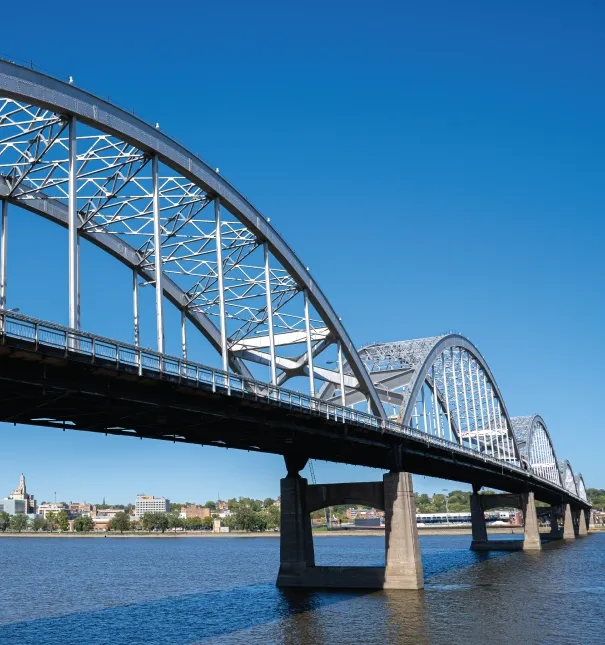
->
left=470, top=491, right=488, bottom=549
left=522, top=492, right=541, bottom=551
left=276, top=472, right=314, bottom=587
left=548, top=507, right=561, bottom=538
left=383, top=471, right=424, bottom=590
left=562, top=504, right=575, bottom=539
left=577, top=509, right=588, bottom=537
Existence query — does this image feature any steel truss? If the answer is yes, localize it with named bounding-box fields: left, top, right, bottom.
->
left=0, top=62, right=384, bottom=416
left=511, top=415, right=562, bottom=486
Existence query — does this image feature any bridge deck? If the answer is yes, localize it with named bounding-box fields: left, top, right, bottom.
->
left=0, top=316, right=588, bottom=510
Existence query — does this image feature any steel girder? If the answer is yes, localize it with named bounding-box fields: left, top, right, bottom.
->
left=0, top=60, right=385, bottom=417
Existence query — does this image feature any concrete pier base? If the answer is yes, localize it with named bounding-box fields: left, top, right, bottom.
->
left=276, top=474, right=315, bottom=587
left=470, top=491, right=488, bottom=550
left=562, top=504, right=575, bottom=539
left=383, top=471, right=424, bottom=590
left=522, top=492, right=542, bottom=551
left=276, top=466, right=423, bottom=590
left=578, top=508, right=588, bottom=536
left=548, top=507, right=561, bottom=538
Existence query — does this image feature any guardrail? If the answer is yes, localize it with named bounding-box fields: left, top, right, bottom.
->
left=0, top=311, right=584, bottom=503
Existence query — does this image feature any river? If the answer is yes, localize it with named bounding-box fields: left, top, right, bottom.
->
left=0, top=533, right=603, bottom=644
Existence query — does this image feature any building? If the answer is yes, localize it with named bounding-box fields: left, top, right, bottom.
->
left=135, top=494, right=169, bottom=517
left=346, top=507, right=381, bottom=521
left=91, top=507, right=125, bottom=531
left=8, top=473, right=36, bottom=513
left=217, top=500, right=229, bottom=512
left=179, top=505, right=210, bottom=519
left=0, top=498, right=27, bottom=515
left=37, top=502, right=69, bottom=519
left=69, top=502, right=93, bottom=516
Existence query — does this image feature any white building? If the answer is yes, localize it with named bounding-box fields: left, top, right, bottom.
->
left=135, top=494, right=169, bottom=517
left=37, top=502, right=69, bottom=519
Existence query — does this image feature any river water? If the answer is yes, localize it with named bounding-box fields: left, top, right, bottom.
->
left=0, top=533, right=603, bottom=645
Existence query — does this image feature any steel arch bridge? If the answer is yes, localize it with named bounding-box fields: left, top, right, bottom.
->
left=0, top=60, right=589, bottom=508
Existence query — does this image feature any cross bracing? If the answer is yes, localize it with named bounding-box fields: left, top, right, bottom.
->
left=0, top=63, right=385, bottom=415
left=0, top=61, right=591, bottom=502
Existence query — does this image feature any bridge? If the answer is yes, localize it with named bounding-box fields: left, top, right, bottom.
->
left=0, top=60, right=592, bottom=589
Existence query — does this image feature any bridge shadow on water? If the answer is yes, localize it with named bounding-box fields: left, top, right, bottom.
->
left=0, top=536, right=519, bottom=645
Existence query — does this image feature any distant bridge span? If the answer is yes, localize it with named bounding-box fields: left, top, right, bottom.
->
left=0, top=61, right=592, bottom=590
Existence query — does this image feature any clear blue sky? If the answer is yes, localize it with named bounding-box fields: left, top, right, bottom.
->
left=0, top=0, right=603, bottom=504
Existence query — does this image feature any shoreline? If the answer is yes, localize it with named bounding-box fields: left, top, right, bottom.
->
left=1, top=526, right=600, bottom=539
left=0, top=526, right=530, bottom=538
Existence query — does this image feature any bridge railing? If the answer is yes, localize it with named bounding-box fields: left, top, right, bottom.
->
left=0, top=311, right=583, bottom=502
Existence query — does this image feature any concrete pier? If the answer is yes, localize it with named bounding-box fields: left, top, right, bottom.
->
left=383, top=471, right=424, bottom=590
left=522, top=492, right=542, bottom=551
left=470, top=491, right=488, bottom=550
left=276, top=464, right=423, bottom=589
left=276, top=474, right=315, bottom=586
left=562, top=504, right=575, bottom=539
left=577, top=508, right=588, bottom=536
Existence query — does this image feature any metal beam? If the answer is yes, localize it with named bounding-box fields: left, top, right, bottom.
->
left=214, top=198, right=228, bottom=372
left=68, top=116, right=79, bottom=330
left=152, top=154, right=164, bottom=353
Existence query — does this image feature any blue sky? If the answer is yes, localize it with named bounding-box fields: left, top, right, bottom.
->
left=0, top=0, right=603, bottom=504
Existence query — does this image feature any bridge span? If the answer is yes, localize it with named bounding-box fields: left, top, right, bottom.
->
left=0, top=61, right=593, bottom=590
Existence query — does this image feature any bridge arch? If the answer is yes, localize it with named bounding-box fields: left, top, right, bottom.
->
left=511, top=415, right=562, bottom=486
left=558, top=460, right=578, bottom=496
left=321, top=334, right=521, bottom=464
left=574, top=473, right=588, bottom=502
left=0, top=61, right=384, bottom=415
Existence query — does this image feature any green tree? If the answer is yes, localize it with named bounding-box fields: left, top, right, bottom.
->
left=155, top=513, right=170, bottom=533
left=0, top=511, right=10, bottom=532
left=185, top=516, right=204, bottom=530
left=108, top=512, right=130, bottom=534
left=232, top=507, right=267, bottom=532
left=141, top=513, right=157, bottom=532
left=74, top=515, right=94, bottom=532
left=9, top=514, right=28, bottom=533
left=203, top=501, right=217, bottom=510
left=46, top=512, right=57, bottom=530
left=56, top=510, right=69, bottom=532
left=263, top=505, right=281, bottom=529
left=201, top=516, right=214, bottom=529
left=167, top=512, right=184, bottom=532
left=30, top=516, right=48, bottom=532
left=263, top=498, right=275, bottom=508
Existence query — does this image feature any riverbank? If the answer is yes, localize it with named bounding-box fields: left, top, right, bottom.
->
left=1, top=526, right=600, bottom=538
left=0, top=526, right=529, bottom=538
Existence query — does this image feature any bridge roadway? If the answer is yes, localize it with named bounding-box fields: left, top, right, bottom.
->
left=0, top=312, right=588, bottom=513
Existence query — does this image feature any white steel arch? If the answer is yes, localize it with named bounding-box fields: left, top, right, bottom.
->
left=511, top=415, right=562, bottom=486
left=0, top=61, right=384, bottom=416
left=574, top=473, right=588, bottom=502
left=558, top=460, right=578, bottom=496
left=321, top=334, right=521, bottom=464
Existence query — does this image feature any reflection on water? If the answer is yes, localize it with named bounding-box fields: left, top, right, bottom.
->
left=0, top=533, right=603, bottom=645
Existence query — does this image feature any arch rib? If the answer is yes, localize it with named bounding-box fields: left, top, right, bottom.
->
left=0, top=61, right=384, bottom=417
